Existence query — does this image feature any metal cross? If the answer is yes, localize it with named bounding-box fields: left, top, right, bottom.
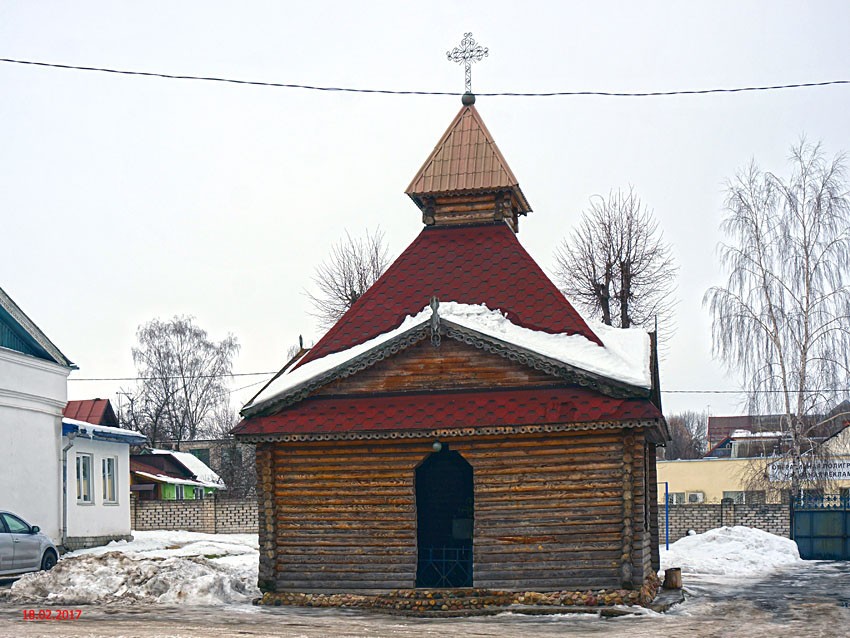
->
left=447, top=33, right=488, bottom=94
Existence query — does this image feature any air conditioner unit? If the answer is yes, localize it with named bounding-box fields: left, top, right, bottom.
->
left=687, top=491, right=705, bottom=504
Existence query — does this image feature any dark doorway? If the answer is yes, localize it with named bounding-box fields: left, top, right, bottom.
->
left=415, top=445, right=473, bottom=587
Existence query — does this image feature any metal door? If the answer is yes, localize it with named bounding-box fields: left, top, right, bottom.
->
left=792, top=495, right=850, bottom=560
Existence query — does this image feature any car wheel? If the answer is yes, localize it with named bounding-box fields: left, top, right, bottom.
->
left=40, top=550, right=57, bottom=571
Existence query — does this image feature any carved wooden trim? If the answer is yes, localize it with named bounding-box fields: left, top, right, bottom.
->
left=235, top=418, right=661, bottom=444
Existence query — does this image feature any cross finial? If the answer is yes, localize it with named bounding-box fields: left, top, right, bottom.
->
left=447, top=32, right=488, bottom=96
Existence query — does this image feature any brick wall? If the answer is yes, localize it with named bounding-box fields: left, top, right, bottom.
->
left=130, top=494, right=258, bottom=534
left=657, top=503, right=791, bottom=543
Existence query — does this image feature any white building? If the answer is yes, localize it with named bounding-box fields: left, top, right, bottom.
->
left=0, top=286, right=144, bottom=549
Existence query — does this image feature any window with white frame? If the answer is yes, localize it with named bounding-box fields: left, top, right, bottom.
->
left=76, top=454, right=93, bottom=503
left=194, top=487, right=204, bottom=500
left=102, top=457, right=117, bottom=503
left=175, top=484, right=185, bottom=500
left=667, top=492, right=685, bottom=505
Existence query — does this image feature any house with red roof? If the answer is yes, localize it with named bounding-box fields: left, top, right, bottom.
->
left=234, top=98, right=668, bottom=596
left=64, top=398, right=119, bottom=428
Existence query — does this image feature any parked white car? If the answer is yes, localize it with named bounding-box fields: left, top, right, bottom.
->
left=0, top=511, right=58, bottom=576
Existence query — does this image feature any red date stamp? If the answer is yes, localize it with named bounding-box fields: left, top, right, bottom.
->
left=22, top=609, right=82, bottom=621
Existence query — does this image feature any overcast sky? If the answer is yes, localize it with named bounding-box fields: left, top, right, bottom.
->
left=2, top=1, right=849, bottom=418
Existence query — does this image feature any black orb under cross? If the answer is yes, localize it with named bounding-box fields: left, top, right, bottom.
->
left=447, top=32, right=488, bottom=98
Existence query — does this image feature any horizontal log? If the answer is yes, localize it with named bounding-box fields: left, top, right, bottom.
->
left=473, top=460, right=624, bottom=475
left=475, top=488, right=623, bottom=501
left=275, top=503, right=415, bottom=514
left=274, top=546, right=414, bottom=557
left=472, top=522, right=623, bottom=536
left=275, top=540, right=413, bottom=549
left=276, top=579, right=414, bottom=590
left=277, top=471, right=413, bottom=482
left=475, top=539, right=622, bottom=552
left=274, top=554, right=414, bottom=566
left=270, top=477, right=411, bottom=489
left=273, top=485, right=411, bottom=497
left=274, top=496, right=412, bottom=507
left=475, top=564, right=620, bottom=579
left=277, top=520, right=416, bottom=535
left=276, top=461, right=418, bottom=473
left=473, top=514, right=620, bottom=526
left=435, top=193, right=499, bottom=204
left=276, top=513, right=414, bottom=524
left=274, top=531, right=416, bottom=544
left=475, top=468, right=624, bottom=483
left=475, top=508, right=623, bottom=525
left=475, top=576, right=622, bottom=590
left=476, top=496, right=624, bottom=509
left=275, top=566, right=416, bottom=578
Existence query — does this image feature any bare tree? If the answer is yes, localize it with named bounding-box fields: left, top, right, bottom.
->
left=206, top=404, right=256, bottom=498
left=705, top=140, right=850, bottom=496
left=121, top=316, right=240, bottom=446
left=554, top=187, right=678, bottom=334
left=307, top=228, right=390, bottom=328
left=664, top=411, right=709, bottom=459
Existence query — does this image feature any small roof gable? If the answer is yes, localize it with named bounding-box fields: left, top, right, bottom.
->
left=64, top=399, right=118, bottom=426
left=149, top=449, right=224, bottom=486
left=0, top=285, right=74, bottom=368
left=298, top=223, right=601, bottom=368
left=405, top=104, right=531, bottom=213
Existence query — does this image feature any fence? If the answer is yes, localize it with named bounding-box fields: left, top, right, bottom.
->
left=657, top=503, right=790, bottom=543
left=130, top=494, right=258, bottom=534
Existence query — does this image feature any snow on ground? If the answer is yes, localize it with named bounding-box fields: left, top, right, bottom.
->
left=9, top=531, right=259, bottom=606
left=660, top=526, right=803, bottom=577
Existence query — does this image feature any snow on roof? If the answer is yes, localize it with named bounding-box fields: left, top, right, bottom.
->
left=245, top=302, right=650, bottom=412
left=63, top=417, right=146, bottom=444
left=730, top=429, right=787, bottom=439
left=149, top=449, right=224, bottom=487
left=132, top=470, right=220, bottom=489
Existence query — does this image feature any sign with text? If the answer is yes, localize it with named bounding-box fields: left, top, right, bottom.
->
left=768, top=458, right=850, bottom=482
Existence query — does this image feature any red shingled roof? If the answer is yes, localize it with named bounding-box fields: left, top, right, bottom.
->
left=64, top=399, right=118, bottom=426
left=298, top=223, right=601, bottom=368
left=234, top=387, right=660, bottom=437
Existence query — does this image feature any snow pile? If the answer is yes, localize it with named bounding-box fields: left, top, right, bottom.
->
left=9, top=531, right=259, bottom=606
left=247, top=301, right=650, bottom=410
left=660, top=526, right=802, bottom=577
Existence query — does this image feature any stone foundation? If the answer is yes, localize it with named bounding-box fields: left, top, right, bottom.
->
left=257, top=574, right=661, bottom=615
left=62, top=534, right=133, bottom=552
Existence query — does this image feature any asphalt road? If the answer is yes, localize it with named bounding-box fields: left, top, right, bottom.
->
left=1, top=562, right=848, bottom=638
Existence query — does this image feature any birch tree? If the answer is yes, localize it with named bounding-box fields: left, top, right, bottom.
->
left=121, top=316, right=239, bottom=446
left=554, top=187, right=677, bottom=333
left=705, top=141, right=850, bottom=496
left=307, top=228, right=390, bottom=329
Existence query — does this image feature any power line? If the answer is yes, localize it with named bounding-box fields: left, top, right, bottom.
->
left=68, top=371, right=843, bottom=396
left=69, top=371, right=276, bottom=382
left=2, top=57, right=848, bottom=98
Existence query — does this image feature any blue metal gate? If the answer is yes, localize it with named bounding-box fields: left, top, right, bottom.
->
left=792, top=495, right=850, bottom=560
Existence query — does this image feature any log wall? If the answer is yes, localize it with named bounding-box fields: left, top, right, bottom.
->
left=256, top=428, right=656, bottom=593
